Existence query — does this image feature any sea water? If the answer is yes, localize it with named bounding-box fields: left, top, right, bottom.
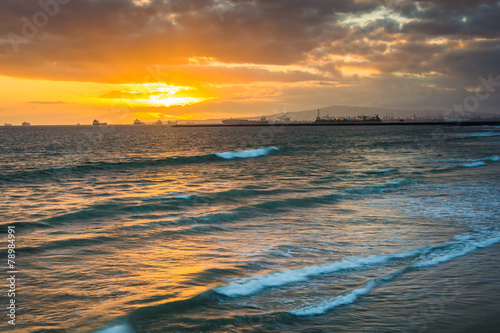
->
left=0, top=125, right=499, bottom=332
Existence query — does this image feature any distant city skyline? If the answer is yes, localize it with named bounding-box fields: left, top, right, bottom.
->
left=1, top=0, right=500, bottom=124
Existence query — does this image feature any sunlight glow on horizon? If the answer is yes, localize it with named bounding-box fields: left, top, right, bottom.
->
left=1, top=0, right=499, bottom=124
left=94, top=83, right=209, bottom=108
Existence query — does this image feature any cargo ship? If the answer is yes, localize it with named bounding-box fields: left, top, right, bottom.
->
left=93, top=119, right=107, bottom=125
left=134, top=119, right=145, bottom=125
left=222, top=116, right=268, bottom=125
left=22, top=121, right=31, bottom=127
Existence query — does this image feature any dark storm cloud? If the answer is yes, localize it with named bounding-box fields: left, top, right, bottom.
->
left=0, top=0, right=378, bottom=82
left=400, top=1, right=500, bottom=37
left=315, top=1, right=500, bottom=81
left=0, top=0, right=499, bottom=84
left=433, top=41, right=500, bottom=79
left=414, top=0, right=496, bottom=8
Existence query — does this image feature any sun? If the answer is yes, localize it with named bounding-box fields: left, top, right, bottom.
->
left=92, top=83, right=208, bottom=108
left=123, top=83, right=205, bottom=107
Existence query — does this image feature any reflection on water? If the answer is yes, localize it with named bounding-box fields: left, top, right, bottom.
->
left=0, top=125, right=499, bottom=332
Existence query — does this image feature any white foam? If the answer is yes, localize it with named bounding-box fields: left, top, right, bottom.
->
left=433, top=155, right=499, bottom=168
left=439, top=155, right=499, bottom=162
left=384, top=180, right=406, bottom=186
left=453, top=233, right=473, bottom=241
left=215, top=147, right=279, bottom=159
left=464, top=132, right=500, bottom=137
left=366, top=180, right=407, bottom=188
left=366, top=169, right=394, bottom=173
left=289, top=231, right=500, bottom=316
left=442, top=155, right=500, bottom=162
left=94, top=323, right=134, bottom=333
left=291, top=279, right=378, bottom=316
left=214, top=248, right=423, bottom=297
left=432, top=164, right=453, bottom=168
left=413, top=233, right=500, bottom=268
left=165, top=195, right=193, bottom=199
left=139, top=194, right=193, bottom=200
left=461, top=161, right=487, bottom=168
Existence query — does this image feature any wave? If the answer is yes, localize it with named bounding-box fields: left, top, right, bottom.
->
left=429, top=155, right=499, bottom=171
left=461, top=161, right=486, bottom=168
left=15, top=179, right=411, bottom=232
left=343, top=180, right=413, bottom=194
left=19, top=236, right=116, bottom=253
left=289, top=230, right=500, bottom=316
left=289, top=268, right=406, bottom=316
left=342, top=169, right=394, bottom=174
left=215, top=147, right=279, bottom=159
left=213, top=247, right=424, bottom=297
left=289, top=276, right=383, bottom=316
left=34, top=188, right=301, bottom=228
left=138, top=188, right=296, bottom=203
left=19, top=224, right=231, bottom=254
left=139, top=194, right=193, bottom=201
left=231, top=180, right=412, bottom=213
left=129, top=231, right=497, bottom=321
left=365, top=169, right=394, bottom=174
left=215, top=229, right=500, bottom=307
left=437, top=155, right=500, bottom=163
left=91, top=230, right=500, bottom=332
left=462, top=132, right=500, bottom=137
left=115, top=186, right=396, bottom=232
left=39, top=201, right=185, bottom=225
left=0, top=147, right=280, bottom=182
left=412, top=231, right=500, bottom=268
left=94, top=323, right=135, bottom=333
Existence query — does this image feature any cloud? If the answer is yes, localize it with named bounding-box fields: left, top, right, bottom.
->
left=0, top=0, right=377, bottom=82
left=0, top=0, right=499, bottom=117
left=28, top=100, right=67, bottom=104
left=400, top=1, right=500, bottom=37
left=1, top=0, right=499, bottom=83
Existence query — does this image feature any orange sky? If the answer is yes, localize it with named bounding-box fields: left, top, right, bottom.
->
left=1, top=0, right=499, bottom=124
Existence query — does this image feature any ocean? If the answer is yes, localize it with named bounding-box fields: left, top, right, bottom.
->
left=1, top=124, right=499, bottom=332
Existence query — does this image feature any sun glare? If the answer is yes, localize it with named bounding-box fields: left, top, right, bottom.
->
left=95, top=83, right=207, bottom=108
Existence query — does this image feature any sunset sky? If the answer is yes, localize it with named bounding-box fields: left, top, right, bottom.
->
left=1, top=0, right=500, bottom=124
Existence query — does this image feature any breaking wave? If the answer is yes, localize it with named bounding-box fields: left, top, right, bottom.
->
left=215, top=147, right=279, bottom=159
left=0, top=147, right=280, bottom=182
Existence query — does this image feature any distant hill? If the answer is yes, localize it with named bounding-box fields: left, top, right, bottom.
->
left=264, top=105, right=500, bottom=121
left=179, top=104, right=499, bottom=124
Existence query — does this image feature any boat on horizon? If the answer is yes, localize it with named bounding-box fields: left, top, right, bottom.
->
left=4, top=123, right=12, bottom=126
left=222, top=116, right=268, bottom=125
left=93, top=119, right=107, bottom=126
left=134, top=119, right=145, bottom=125
left=22, top=121, right=30, bottom=127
